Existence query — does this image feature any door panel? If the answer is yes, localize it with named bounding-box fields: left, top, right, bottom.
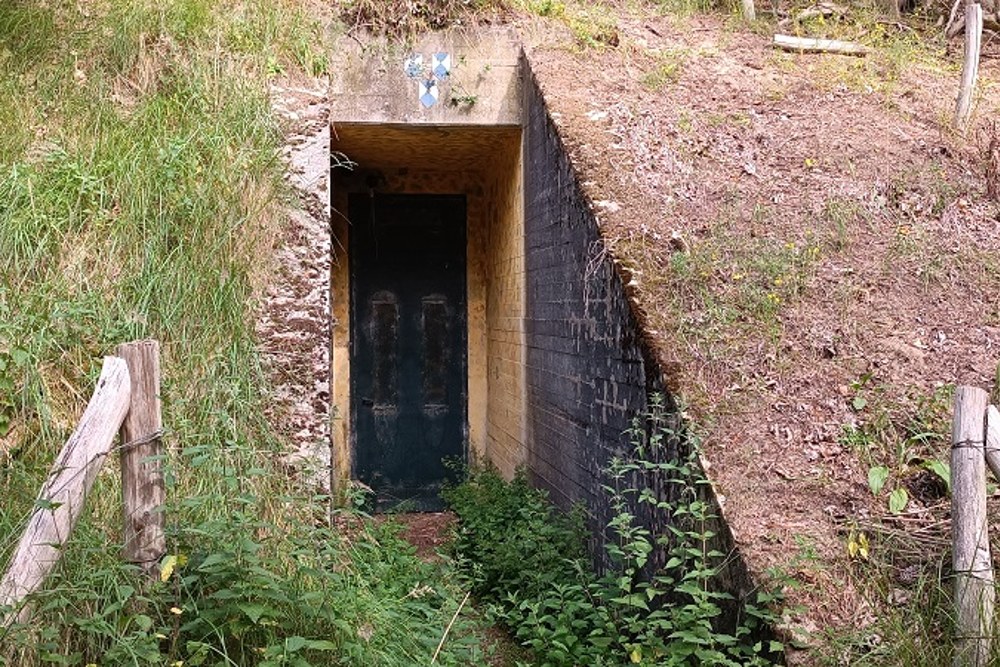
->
left=349, top=194, right=467, bottom=510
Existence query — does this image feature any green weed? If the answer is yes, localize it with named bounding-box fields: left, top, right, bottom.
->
left=445, top=398, right=786, bottom=666
left=818, top=527, right=954, bottom=666
left=822, top=197, right=866, bottom=251
left=620, top=222, right=823, bottom=355
left=641, top=51, right=686, bottom=91
left=649, top=0, right=718, bottom=17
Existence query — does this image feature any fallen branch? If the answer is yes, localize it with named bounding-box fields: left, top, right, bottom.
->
left=797, top=2, right=847, bottom=21
left=772, top=34, right=870, bottom=55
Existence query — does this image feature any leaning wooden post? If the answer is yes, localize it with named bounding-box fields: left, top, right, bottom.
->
left=955, top=2, right=983, bottom=132
left=116, top=340, right=166, bottom=577
left=0, top=357, right=131, bottom=624
left=952, top=386, right=994, bottom=667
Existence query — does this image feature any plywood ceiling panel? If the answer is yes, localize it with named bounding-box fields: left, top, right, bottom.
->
left=332, top=124, right=521, bottom=171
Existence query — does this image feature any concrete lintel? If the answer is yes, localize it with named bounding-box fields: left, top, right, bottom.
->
left=331, top=27, right=522, bottom=126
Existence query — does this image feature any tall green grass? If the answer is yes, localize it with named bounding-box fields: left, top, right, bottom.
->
left=0, top=2, right=485, bottom=664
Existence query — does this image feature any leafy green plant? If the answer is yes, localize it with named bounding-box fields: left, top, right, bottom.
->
left=641, top=52, right=686, bottom=91
left=923, top=459, right=950, bottom=494
left=0, top=347, right=30, bottom=438
left=887, top=488, right=908, bottom=515
left=867, top=466, right=889, bottom=496
left=445, top=398, right=786, bottom=666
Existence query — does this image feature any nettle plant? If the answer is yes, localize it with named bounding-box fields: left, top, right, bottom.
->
left=445, top=396, right=786, bottom=667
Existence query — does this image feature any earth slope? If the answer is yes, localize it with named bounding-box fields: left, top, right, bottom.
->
left=522, top=5, right=1000, bottom=658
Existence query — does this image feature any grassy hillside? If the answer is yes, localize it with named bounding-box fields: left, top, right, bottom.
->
left=0, top=2, right=487, bottom=664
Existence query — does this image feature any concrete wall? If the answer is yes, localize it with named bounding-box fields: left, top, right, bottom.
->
left=330, top=29, right=521, bottom=126
left=517, top=65, right=755, bottom=618
left=520, top=63, right=676, bottom=546
left=484, top=140, right=527, bottom=478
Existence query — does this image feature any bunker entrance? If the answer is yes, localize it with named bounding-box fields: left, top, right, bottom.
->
left=331, top=124, right=526, bottom=511
left=348, top=193, right=468, bottom=510
left=328, top=37, right=754, bottom=637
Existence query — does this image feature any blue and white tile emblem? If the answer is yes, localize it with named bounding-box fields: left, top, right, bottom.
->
left=404, top=52, right=452, bottom=108
left=431, top=53, right=451, bottom=79
left=403, top=54, right=424, bottom=79
left=420, top=78, right=440, bottom=108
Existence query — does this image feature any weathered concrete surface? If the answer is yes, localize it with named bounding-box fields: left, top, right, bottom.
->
left=260, top=78, right=332, bottom=489
left=331, top=28, right=521, bottom=126
left=520, top=56, right=755, bottom=628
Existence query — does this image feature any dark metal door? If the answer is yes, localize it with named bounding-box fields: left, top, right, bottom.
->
left=349, top=194, right=467, bottom=510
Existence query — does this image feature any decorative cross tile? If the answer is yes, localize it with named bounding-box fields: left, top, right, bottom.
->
left=431, top=53, right=451, bottom=79
left=403, top=52, right=452, bottom=108
left=420, top=78, right=439, bottom=108
left=403, top=54, right=424, bottom=79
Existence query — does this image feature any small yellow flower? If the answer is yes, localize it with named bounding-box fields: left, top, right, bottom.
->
left=731, top=272, right=744, bottom=282
left=773, top=276, right=783, bottom=286
left=160, top=555, right=177, bottom=583
left=848, top=531, right=870, bottom=560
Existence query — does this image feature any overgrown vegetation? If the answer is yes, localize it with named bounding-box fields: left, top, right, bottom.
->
left=617, top=221, right=824, bottom=358
left=445, top=400, right=786, bottom=666
left=815, top=383, right=960, bottom=665
left=0, top=1, right=485, bottom=664
left=339, top=0, right=514, bottom=36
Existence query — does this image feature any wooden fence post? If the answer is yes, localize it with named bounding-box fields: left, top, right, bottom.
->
left=952, top=386, right=994, bottom=667
left=0, top=357, right=131, bottom=624
left=955, top=2, right=983, bottom=132
left=985, top=405, right=1000, bottom=480
left=116, top=340, right=166, bottom=576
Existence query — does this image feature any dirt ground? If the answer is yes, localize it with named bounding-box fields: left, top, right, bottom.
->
left=517, top=3, right=1000, bottom=659
left=394, top=511, right=457, bottom=561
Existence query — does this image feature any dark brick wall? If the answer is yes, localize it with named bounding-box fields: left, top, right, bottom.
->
left=520, top=64, right=758, bottom=629
left=521, top=65, right=676, bottom=550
